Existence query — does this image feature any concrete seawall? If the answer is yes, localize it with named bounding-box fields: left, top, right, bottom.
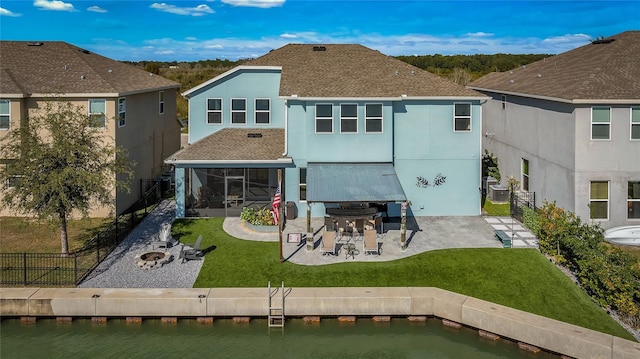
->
left=1, top=287, right=638, bottom=359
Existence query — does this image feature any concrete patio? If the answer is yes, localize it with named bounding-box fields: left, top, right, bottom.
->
left=223, top=214, right=537, bottom=265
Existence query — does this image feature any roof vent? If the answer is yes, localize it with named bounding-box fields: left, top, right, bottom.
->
left=27, top=42, right=43, bottom=46
left=312, top=46, right=326, bottom=52
left=79, top=48, right=91, bottom=54
left=247, top=133, right=263, bottom=138
left=591, top=38, right=615, bottom=44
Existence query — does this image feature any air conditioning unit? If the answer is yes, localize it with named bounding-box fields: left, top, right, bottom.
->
left=489, top=185, right=509, bottom=203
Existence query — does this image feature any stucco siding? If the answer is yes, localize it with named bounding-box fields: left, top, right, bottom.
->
left=187, top=69, right=284, bottom=144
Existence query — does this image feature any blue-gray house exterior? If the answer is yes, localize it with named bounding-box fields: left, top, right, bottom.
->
left=166, top=44, right=487, bottom=220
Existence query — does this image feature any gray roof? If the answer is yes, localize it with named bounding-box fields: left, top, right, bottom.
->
left=0, top=41, right=179, bottom=97
left=307, top=163, right=406, bottom=203
left=468, top=31, right=640, bottom=102
left=166, top=128, right=286, bottom=163
left=244, top=44, right=483, bottom=98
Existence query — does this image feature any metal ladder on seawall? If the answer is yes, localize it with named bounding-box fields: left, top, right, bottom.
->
left=268, top=281, right=285, bottom=328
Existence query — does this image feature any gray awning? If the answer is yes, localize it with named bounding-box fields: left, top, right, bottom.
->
left=307, top=163, right=407, bottom=203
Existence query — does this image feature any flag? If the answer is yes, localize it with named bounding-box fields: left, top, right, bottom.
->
left=272, top=183, right=281, bottom=225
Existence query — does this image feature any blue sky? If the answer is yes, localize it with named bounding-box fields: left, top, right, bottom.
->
left=1, top=1, right=638, bottom=61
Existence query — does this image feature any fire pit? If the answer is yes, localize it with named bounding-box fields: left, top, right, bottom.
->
left=135, top=251, right=172, bottom=269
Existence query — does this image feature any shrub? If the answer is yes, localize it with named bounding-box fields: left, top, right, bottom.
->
left=240, top=207, right=275, bottom=226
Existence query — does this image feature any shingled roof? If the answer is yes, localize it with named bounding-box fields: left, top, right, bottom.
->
left=241, top=44, right=482, bottom=98
left=0, top=41, right=179, bottom=97
left=468, top=31, right=640, bottom=102
left=166, top=128, right=286, bottom=163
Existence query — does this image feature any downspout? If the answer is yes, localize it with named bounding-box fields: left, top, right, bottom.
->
left=282, top=99, right=288, bottom=156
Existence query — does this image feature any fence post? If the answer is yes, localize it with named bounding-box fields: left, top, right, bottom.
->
left=23, top=252, right=27, bottom=286
left=74, top=254, right=78, bottom=285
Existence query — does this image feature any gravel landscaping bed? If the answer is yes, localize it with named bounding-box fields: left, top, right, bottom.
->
left=79, top=200, right=203, bottom=288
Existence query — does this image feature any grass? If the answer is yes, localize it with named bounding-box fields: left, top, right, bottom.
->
left=0, top=217, right=112, bottom=253
left=173, top=217, right=635, bottom=341
left=482, top=198, right=510, bottom=216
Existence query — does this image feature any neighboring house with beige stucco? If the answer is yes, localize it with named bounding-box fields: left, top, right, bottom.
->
left=0, top=41, right=181, bottom=217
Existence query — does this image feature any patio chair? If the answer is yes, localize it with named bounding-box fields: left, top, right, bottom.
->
left=320, top=230, right=339, bottom=256
left=151, top=223, right=173, bottom=249
left=179, top=235, right=204, bottom=263
left=363, top=229, right=380, bottom=255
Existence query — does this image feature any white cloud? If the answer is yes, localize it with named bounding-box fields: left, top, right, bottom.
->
left=466, top=32, right=494, bottom=38
left=87, top=6, right=107, bottom=13
left=542, top=33, right=591, bottom=44
left=222, top=0, right=285, bottom=9
left=280, top=33, right=297, bottom=39
left=0, top=7, right=21, bottom=16
left=33, top=0, right=76, bottom=12
left=150, top=3, right=214, bottom=16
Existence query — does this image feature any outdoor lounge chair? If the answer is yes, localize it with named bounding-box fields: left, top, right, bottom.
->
left=151, top=223, right=173, bottom=249
left=363, top=229, right=380, bottom=255
left=320, top=230, right=339, bottom=256
left=179, top=235, right=204, bottom=262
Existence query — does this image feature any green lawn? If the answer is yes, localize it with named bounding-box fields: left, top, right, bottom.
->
left=173, top=218, right=634, bottom=341
left=482, top=198, right=510, bottom=216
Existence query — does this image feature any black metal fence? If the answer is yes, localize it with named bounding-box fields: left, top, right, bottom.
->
left=510, top=191, right=537, bottom=223
left=0, top=181, right=164, bottom=287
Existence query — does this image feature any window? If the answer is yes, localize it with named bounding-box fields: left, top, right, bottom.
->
left=631, top=107, right=640, bottom=140
left=590, top=181, right=609, bottom=220
left=521, top=158, right=529, bottom=191
left=454, top=103, right=471, bottom=132
left=159, top=91, right=165, bottom=114
left=255, top=99, right=270, bottom=124
left=315, top=104, right=333, bottom=133
left=118, top=98, right=126, bottom=127
left=3, top=161, right=19, bottom=187
left=340, top=104, right=357, bottom=133
left=88, top=99, right=106, bottom=128
left=231, top=99, right=246, bottom=124
left=591, top=107, right=610, bottom=140
left=0, top=99, right=10, bottom=130
left=207, top=98, right=222, bottom=124
left=365, top=104, right=383, bottom=133
left=501, top=95, right=507, bottom=110
left=629, top=181, right=640, bottom=219
left=299, top=168, right=307, bottom=202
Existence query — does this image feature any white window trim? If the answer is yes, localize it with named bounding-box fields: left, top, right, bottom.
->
left=231, top=98, right=247, bottom=125
left=206, top=98, right=223, bottom=125
left=0, top=99, right=10, bottom=130
left=629, top=180, right=640, bottom=220
left=299, top=167, right=307, bottom=203
left=365, top=103, right=383, bottom=134
left=117, top=97, right=126, bottom=128
left=453, top=102, right=472, bottom=132
left=591, top=106, right=611, bottom=141
left=521, top=158, right=529, bottom=192
left=315, top=103, right=333, bottom=134
left=254, top=98, right=270, bottom=125
left=589, top=180, right=609, bottom=220
left=159, top=91, right=165, bottom=115
left=340, top=103, right=358, bottom=134
left=88, top=99, right=107, bottom=128
left=631, top=107, right=640, bottom=141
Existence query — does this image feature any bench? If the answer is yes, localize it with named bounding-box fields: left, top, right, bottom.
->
left=494, top=230, right=512, bottom=248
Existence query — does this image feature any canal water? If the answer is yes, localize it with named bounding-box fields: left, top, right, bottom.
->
left=1, top=317, right=558, bottom=358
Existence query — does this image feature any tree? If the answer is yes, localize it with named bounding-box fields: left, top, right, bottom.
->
left=0, top=99, right=134, bottom=254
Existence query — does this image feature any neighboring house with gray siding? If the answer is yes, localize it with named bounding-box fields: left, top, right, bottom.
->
left=166, top=44, right=487, bottom=220
left=0, top=41, right=181, bottom=217
left=468, top=31, right=640, bottom=229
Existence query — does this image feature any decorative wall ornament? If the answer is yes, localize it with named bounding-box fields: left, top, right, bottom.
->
left=416, top=173, right=447, bottom=188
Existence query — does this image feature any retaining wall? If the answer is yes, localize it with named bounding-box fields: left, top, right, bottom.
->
left=1, top=287, right=638, bottom=359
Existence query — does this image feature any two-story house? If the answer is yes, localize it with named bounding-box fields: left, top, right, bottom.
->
left=0, top=41, right=181, bottom=217
left=468, top=31, right=640, bottom=228
left=166, top=44, right=486, bottom=221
